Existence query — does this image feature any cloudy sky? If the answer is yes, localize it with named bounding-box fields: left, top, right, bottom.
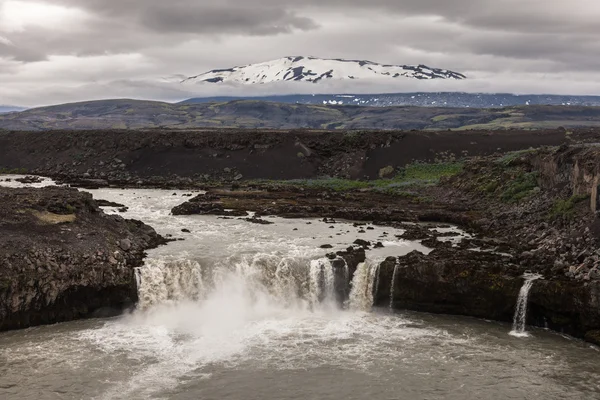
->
left=1, top=0, right=600, bottom=106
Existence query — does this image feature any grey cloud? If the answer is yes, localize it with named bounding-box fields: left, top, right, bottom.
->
left=138, top=5, right=318, bottom=35
left=2, top=0, right=600, bottom=105
left=0, top=42, right=47, bottom=63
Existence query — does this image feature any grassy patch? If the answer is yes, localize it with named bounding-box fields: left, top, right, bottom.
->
left=549, top=194, right=589, bottom=220
left=396, top=162, right=463, bottom=184
left=496, top=148, right=538, bottom=166
left=254, top=162, right=463, bottom=196
left=31, top=210, right=76, bottom=224
left=500, top=172, right=538, bottom=203
left=431, top=115, right=452, bottom=122
left=0, top=167, right=28, bottom=174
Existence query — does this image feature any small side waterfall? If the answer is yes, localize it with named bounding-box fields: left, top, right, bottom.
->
left=389, top=263, right=399, bottom=310
left=509, top=273, right=543, bottom=337
left=348, top=260, right=380, bottom=311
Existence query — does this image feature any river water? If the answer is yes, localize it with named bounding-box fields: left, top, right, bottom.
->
left=1, top=178, right=600, bottom=399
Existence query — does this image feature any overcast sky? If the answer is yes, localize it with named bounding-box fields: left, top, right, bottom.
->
left=1, top=0, right=600, bottom=106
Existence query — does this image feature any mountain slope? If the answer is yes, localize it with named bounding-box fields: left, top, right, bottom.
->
left=181, top=93, right=600, bottom=108
left=182, top=56, right=466, bottom=85
left=1, top=99, right=600, bottom=131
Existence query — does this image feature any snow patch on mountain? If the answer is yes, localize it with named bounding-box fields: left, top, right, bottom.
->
left=181, top=56, right=466, bottom=85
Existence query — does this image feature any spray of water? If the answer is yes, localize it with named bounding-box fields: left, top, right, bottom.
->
left=509, top=273, right=543, bottom=337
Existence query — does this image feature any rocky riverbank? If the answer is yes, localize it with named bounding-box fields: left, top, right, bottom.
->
left=169, top=142, right=600, bottom=343
left=0, top=186, right=166, bottom=331
left=3, top=127, right=600, bottom=343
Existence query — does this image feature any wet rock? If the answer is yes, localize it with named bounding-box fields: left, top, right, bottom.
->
left=181, top=229, right=191, bottom=233
left=320, top=244, right=333, bottom=249
left=244, top=217, right=274, bottom=225
left=96, top=200, right=125, bottom=208
left=353, top=239, right=371, bottom=249
left=15, top=176, right=43, bottom=184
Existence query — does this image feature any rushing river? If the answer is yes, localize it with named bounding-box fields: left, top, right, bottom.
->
left=1, top=178, right=600, bottom=399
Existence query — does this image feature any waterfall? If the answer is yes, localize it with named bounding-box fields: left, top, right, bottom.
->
left=309, top=258, right=336, bottom=307
left=136, top=255, right=347, bottom=311
left=135, top=259, right=205, bottom=310
left=349, top=260, right=380, bottom=311
left=509, top=273, right=543, bottom=337
left=389, top=263, right=399, bottom=310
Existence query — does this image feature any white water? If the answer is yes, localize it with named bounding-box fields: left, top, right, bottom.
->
left=349, top=260, right=380, bottom=311
left=136, top=254, right=348, bottom=313
left=510, top=273, right=543, bottom=337
left=135, top=259, right=205, bottom=310
left=390, top=263, right=399, bottom=309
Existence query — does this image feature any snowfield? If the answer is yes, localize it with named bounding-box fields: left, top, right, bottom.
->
left=182, top=56, right=466, bottom=85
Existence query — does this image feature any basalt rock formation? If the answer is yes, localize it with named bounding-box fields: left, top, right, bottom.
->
left=0, top=187, right=166, bottom=331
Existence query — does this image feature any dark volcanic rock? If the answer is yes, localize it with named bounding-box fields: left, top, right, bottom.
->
left=15, top=176, right=43, bottom=184
left=353, top=239, right=371, bottom=248
left=96, top=199, right=126, bottom=208
left=374, top=246, right=600, bottom=342
left=0, top=187, right=166, bottom=331
left=244, top=217, right=274, bottom=225
left=375, top=248, right=524, bottom=321
left=172, top=194, right=249, bottom=217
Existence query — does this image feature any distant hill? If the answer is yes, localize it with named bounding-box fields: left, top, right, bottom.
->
left=0, top=106, right=25, bottom=114
left=182, top=93, right=600, bottom=108
left=1, top=99, right=600, bottom=131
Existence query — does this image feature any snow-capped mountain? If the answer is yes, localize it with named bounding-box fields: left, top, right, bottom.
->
left=181, top=56, right=466, bottom=85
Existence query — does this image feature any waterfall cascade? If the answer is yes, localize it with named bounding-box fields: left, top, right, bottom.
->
left=389, top=263, right=399, bottom=309
left=135, top=259, right=204, bottom=310
left=135, top=254, right=383, bottom=312
left=309, top=258, right=337, bottom=307
left=136, top=254, right=377, bottom=310
left=348, top=260, right=380, bottom=311
left=510, top=273, right=543, bottom=337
